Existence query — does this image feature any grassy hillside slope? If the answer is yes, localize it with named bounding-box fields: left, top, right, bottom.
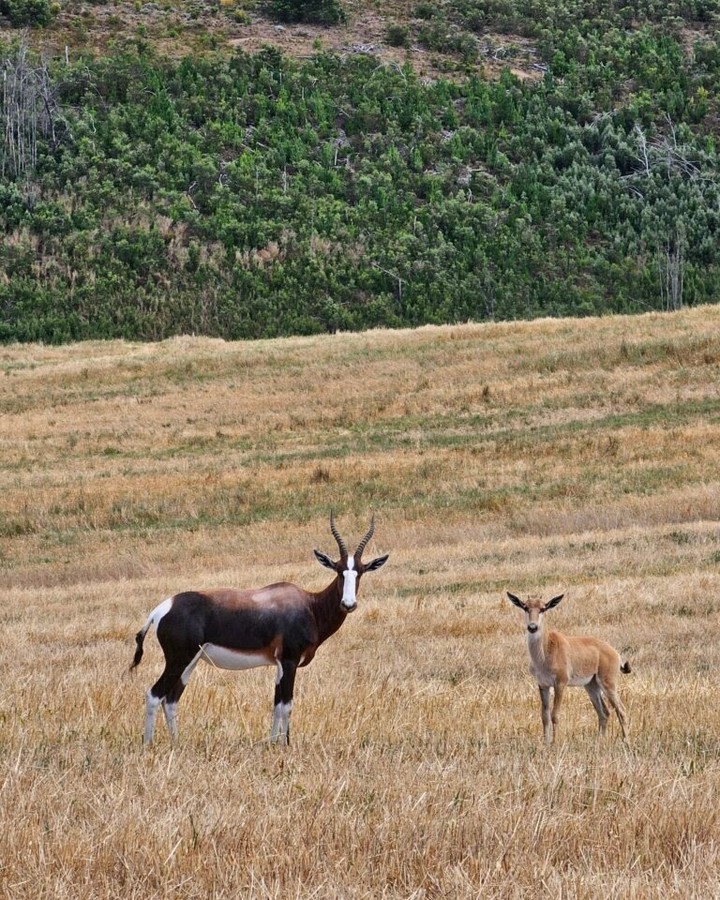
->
left=0, top=0, right=546, bottom=76
left=2, top=1, right=720, bottom=340
left=1, top=308, right=719, bottom=896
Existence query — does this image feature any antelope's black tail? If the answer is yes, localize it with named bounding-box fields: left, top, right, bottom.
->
left=129, top=628, right=147, bottom=672
left=129, top=600, right=171, bottom=673
left=621, top=661, right=632, bottom=675
left=129, top=610, right=156, bottom=672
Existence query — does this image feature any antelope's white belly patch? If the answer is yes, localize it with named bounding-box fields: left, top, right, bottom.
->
left=200, top=644, right=272, bottom=671
left=568, top=673, right=593, bottom=687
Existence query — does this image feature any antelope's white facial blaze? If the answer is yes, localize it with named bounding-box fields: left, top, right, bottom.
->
left=341, top=557, right=358, bottom=611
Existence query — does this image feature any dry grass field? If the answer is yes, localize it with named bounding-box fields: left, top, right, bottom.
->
left=1, top=307, right=719, bottom=898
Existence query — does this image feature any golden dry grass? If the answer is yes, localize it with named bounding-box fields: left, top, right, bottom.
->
left=1, top=308, right=719, bottom=898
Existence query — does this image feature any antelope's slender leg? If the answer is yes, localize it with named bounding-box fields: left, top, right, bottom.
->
left=539, top=686, right=552, bottom=745
left=144, top=691, right=162, bottom=746
left=271, top=659, right=297, bottom=746
left=601, top=683, right=628, bottom=741
left=585, top=676, right=610, bottom=736
left=162, top=680, right=189, bottom=743
left=550, top=682, right=566, bottom=744
left=144, top=656, right=194, bottom=746
left=160, top=650, right=203, bottom=743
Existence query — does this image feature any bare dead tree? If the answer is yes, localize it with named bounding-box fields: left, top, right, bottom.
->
left=625, top=121, right=713, bottom=312
left=629, top=118, right=708, bottom=183
left=2, top=37, right=63, bottom=180
left=658, top=226, right=685, bottom=312
left=632, top=123, right=651, bottom=176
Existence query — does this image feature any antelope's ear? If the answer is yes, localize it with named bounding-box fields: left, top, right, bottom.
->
left=364, top=553, right=389, bottom=572
left=314, top=550, right=337, bottom=570
left=507, top=592, right=526, bottom=610
left=543, top=594, right=564, bottom=611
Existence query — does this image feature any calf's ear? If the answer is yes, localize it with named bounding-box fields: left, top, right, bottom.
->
left=543, top=594, right=564, bottom=611
left=507, top=592, right=527, bottom=610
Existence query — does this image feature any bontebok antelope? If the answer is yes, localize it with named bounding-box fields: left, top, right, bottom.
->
left=130, top=514, right=389, bottom=747
left=507, top=592, right=630, bottom=745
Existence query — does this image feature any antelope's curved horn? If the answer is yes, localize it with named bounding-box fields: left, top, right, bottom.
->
left=354, top=515, right=375, bottom=560
left=329, top=510, right=348, bottom=559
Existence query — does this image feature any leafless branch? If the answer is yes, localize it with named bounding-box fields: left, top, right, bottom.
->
left=1, top=38, right=67, bottom=179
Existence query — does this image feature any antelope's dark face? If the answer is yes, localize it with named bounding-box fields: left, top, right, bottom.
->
left=507, top=592, right=564, bottom=635
left=314, top=514, right=389, bottom=612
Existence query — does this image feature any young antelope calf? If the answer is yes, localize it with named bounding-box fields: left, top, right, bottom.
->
left=507, top=592, right=630, bottom=745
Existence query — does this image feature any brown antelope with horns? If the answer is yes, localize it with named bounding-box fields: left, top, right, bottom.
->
left=130, top=514, right=388, bottom=747
left=507, top=592, right=630, bottom=745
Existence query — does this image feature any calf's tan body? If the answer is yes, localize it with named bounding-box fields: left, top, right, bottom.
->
left=508, top=592, right=630, bottom=745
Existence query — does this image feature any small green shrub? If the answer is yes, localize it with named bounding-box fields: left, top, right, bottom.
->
left=413, top=2, right=435, bottom=19
left=0, top=0, right=54, bottom=25
left=268, top=0, right=345, bottom=25
left=386, top=23, right=410, bottom=47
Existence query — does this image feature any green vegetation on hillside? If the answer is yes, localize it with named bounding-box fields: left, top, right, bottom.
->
left=1, top=0, right=720, bottom=342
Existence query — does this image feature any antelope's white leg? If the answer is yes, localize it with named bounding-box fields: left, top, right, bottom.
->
left=144, top=691, right=162, bottom=746
left=163, top=701, right=179, bottom=742
left=270, top=656, right=295, bottom=744
left=157, top=650, right=203, bottom=743
left=271, top=701, right=292, bottom=744
left=270, top=658, right=286, bottom=741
